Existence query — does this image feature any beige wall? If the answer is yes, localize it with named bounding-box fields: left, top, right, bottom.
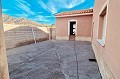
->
left=49, top=27, right=56, bottom=40
left=56, top=15, right=93, bottom=40
left=0, top=0, right=9, bottom=78
left=92, top=0, right=120, bottom=79
left=4, top=25, right=49, bottom=49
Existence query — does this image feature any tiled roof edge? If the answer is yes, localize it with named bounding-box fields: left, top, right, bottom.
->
left=55, top=9, right=93, bottom=16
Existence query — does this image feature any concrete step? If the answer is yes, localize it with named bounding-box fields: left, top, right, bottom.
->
left=69, top=35, right=75, bottom=41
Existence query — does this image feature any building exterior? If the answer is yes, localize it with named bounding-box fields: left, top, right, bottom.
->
left=0, top=0, right=120, bottom=79
left=55, top=0, right=120, bottom=78
left=92, top=0, right=120, bottom=79
left=0, top=0, right=9, bottom=79
left=55, top=9, right=93, bottom=41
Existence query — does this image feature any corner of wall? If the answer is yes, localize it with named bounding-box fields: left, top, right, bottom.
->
left=92, top=41, right=115, bottom=79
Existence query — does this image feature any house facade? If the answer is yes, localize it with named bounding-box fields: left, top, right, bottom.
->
left=92, top=0, right=120, bottom=79
left=55, top=9, right=93, bottom=41
left=55, top=0, right=120, bottom=78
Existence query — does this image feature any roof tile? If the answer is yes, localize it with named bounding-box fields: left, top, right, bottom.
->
left=55, top=9, right=93, bottom=16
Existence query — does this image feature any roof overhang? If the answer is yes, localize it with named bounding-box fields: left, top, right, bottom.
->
left=55, top=13, right=93, bottom=18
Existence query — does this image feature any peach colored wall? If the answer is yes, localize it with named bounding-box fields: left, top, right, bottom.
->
left=0, top=0, right=9, bottom=78
left=56, top=15, right=92, bottom=37
left=93, top=0, right=120, bottom=79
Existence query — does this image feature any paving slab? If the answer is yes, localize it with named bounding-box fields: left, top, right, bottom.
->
left=7, top=40, right=101, bottom=79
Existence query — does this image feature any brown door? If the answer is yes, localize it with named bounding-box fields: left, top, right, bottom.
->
left=69, top=35, right=75, bottom=41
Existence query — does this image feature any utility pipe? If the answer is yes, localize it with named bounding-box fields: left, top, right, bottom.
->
left=32, top=26, right=36, bottom=44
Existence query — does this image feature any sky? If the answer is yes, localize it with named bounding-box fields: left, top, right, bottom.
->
left=1, top=0, right=95, bottom=25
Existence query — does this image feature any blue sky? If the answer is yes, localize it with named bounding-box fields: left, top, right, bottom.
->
left=1, top=0, right=95, bottom=25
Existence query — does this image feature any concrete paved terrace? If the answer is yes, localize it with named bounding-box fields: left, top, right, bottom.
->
left=7, top=40, right=101, bottom=79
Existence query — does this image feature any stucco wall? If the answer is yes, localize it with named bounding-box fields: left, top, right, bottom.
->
left=49, top=27, right=56, bottom=40
left=92, top=0, right=120, bottom=79
left=56, top=15, right=92, bottom=40
left=0, top=1, right=9, bottom=78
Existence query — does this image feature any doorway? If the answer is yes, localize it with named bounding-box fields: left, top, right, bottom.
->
left=69, top=20, right=77, bottom=41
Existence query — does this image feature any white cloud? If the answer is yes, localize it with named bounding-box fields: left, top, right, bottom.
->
left=48, top=5, right=57, bottom=14
left=2, top=9, right=9, bottom=12
left=38, top=0, right=57, bottom=14
left=38, top=0, right=85, bottom=14
left=89, top=7, right=93, bottom=9
left=15, top=0, right=35, bottom=15
left=38, top=0, right=47, bottom=11
left=45, top=15, right=54, bottom=18
left=31, top=15, right=50, bottom=22
left=13, top=13, right=29, bottom=17
left=18, top=0, right=31, bottom=6
left=65, top=0, right=85, bottom=8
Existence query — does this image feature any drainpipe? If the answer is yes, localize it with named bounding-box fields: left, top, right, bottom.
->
left=0, top=0, right=10, bottom=79
left=32, top=26, right=36, bottom=44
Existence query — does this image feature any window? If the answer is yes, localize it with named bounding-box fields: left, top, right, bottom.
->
left=98, top=6, right=107, bottom=46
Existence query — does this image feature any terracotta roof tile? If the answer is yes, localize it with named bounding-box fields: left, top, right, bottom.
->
left=55, top=9, right=93, bottom=16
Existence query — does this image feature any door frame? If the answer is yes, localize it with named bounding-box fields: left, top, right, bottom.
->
left=68, top=20, right=77, bottom=36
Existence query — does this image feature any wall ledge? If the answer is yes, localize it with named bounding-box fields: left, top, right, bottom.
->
left=76, top=36, right=91, bottom=41
left=56, top=36, right=69, bottom=40
left=92, top=41, right=115, bottom=79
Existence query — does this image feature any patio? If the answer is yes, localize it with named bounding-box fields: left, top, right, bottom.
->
left=7, top=40, right=101, bottom=79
